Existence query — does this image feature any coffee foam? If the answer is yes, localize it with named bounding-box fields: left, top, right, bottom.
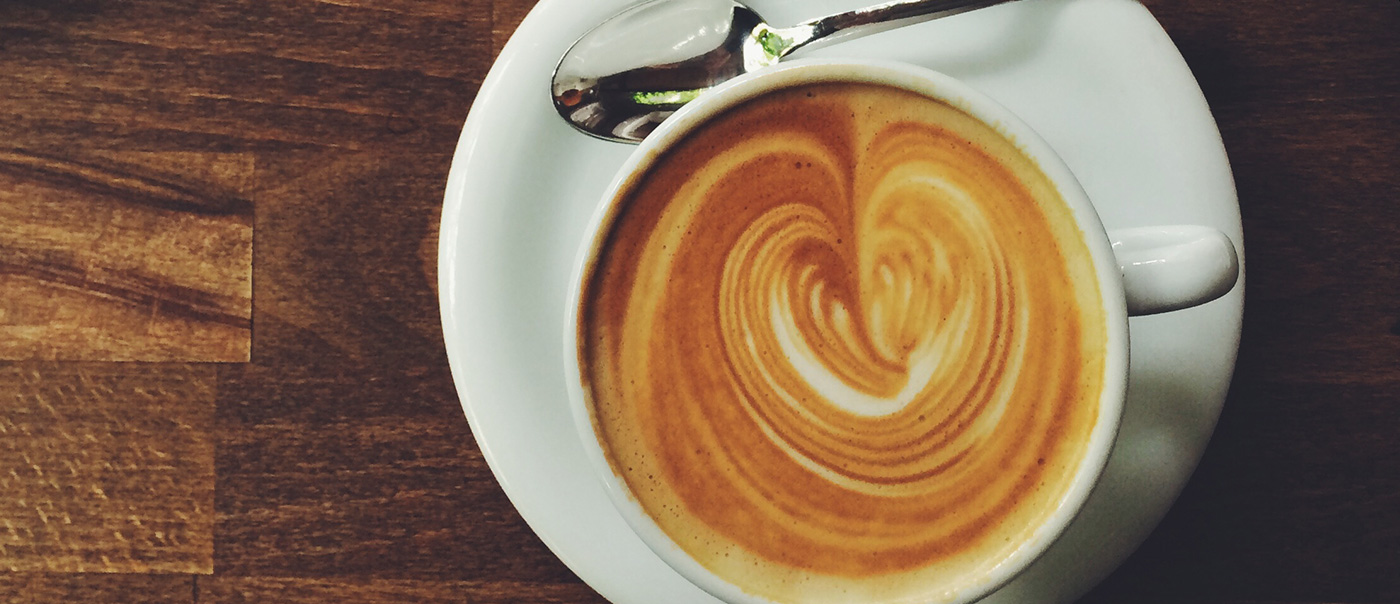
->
left=580, top=83, right=1107, bottom=603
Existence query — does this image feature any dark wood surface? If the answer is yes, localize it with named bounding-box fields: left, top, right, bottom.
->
left=0, top=0, right=1396, bottom=602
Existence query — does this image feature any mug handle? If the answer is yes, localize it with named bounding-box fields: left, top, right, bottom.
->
left=1110, top=225, right=1240, bottom=316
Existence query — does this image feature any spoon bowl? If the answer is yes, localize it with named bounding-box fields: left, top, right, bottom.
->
left=551, top=0, right=1018, bottom=143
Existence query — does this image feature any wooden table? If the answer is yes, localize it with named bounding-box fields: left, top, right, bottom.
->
left=1, top=0, right=1396, bottom=602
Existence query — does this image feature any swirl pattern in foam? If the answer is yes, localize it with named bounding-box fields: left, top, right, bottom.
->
left=579, top=82, right=1108, bottom=603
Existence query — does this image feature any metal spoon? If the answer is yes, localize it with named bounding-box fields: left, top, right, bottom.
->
left=552, top=0, right=1019, bottom=143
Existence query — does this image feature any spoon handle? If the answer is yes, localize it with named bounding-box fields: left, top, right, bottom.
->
left=780, top=0, right=1021, bottom=57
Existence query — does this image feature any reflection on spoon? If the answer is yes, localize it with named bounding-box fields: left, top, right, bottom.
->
left=551, top=0, right=1020, bottom=143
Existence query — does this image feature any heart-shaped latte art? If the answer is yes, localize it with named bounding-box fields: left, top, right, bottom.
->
left=580, top=83, right=1107, bottom=601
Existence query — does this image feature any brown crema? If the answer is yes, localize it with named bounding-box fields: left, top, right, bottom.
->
left=579, top=82, right=1108, bottom=603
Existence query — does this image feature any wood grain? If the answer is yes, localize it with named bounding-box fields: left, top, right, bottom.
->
left=0, top=149, right=252, bottom=362
left=201, top=577, right=600, bottom=604
left=0, top=573, right=192, bottom=604
left=0, top=0, right=491, bottom=153
left=210, top=149, right=571, bottom=582
left=491, top=0, right=535, bottom=58
left=0, top=364, right=214, bottom=573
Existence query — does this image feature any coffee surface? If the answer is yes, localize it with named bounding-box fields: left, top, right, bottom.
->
left=579, top=82, right=1108, bottom=602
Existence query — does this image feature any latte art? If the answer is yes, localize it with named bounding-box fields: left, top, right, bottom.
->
left=580, top=83, right=1107, bottom=602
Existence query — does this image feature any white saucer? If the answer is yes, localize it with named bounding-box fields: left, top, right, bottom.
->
left=437, top=1, right=1244, bottom=602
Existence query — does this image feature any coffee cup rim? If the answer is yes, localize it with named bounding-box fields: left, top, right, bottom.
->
left=562, top=58, right=1130, bottom=604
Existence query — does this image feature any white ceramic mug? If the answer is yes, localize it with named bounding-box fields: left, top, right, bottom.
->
left=563, top=59, right=1238, bottom=604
